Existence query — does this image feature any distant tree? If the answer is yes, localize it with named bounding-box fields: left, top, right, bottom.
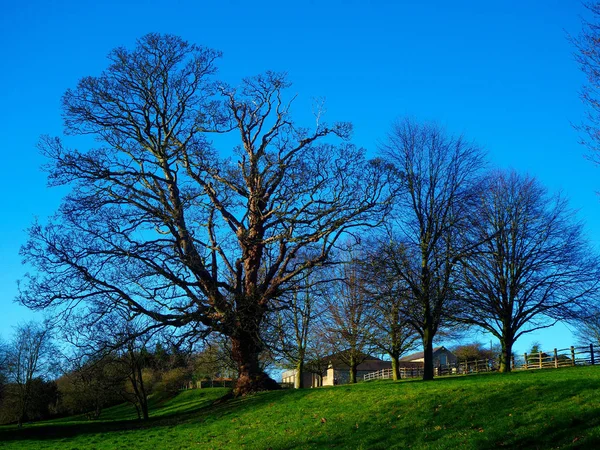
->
left=303, top=326, right=336, bottom=386
left=0, top=339, right=7, bottom=405
left=457, top=171, right=600, bottom=372
left=322, top=255, right=375, bottom=384
left=63, top=310, right=158, bottom=420
left=0, top=378, right=59, bottom=425
left=572, top=2, right=600, bottom=160
left=120, top=339, right=152, bottom=420
left=271, top=268, right=325, bottom=389
left=362, top=240, right=419, bottom=380
left=380, top=118, right=486, bottom=381
left=573, top=307, right=600, bottom=347
left=57, top=353, right=124, bottom=420
left=4, top=322, right=55, bottom=427
left=528, top=342, right=542, bottom=355
left=452, top=342, right=496, bottom=362
left=192, top=337, right=237, bottom=383
left=19, top=33, right=392, bottom=395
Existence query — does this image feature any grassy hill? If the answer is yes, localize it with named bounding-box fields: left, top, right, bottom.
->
left=2, top=366, right=600, bottom=449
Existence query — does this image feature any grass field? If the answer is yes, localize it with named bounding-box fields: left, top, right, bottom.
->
left=1, top=366, right=600, bottom=449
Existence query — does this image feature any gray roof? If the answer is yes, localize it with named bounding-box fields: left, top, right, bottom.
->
left=399, top=346, right=451, bottom=362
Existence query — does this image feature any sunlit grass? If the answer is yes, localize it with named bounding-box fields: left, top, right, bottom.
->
left=2, top=368, right=600, bottom=449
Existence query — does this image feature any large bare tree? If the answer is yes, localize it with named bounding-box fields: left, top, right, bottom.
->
left=572, top=2, right=600, bottom=160
left=457, top=170, right=600, bottom=372
left=380, top=118, right=486, bottom=380
left=19, top=34, right=391, bottom=395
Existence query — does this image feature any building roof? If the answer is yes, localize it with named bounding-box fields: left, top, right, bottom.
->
left=323, top=350, right=383, bottom=364
left=399, top=346, right=451, bottom=362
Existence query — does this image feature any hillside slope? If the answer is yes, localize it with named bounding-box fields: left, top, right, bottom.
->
left=1, top=367, right=600, bottom=449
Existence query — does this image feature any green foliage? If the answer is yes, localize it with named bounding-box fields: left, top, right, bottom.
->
left=452, top=342, right=496, bottom=361
left=0, top=378, right=58, bottom=425
left=153, top=368, right=190, bottom=396
left=2, top=367, right=600, bottom=448
left=55, top=359, right=124, bottom=420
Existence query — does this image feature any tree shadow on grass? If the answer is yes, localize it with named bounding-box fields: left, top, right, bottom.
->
left=364, top=377, right=600, bottom=450
left=0, top=389, right=234, bottom=442
left=268, top=375, right=600, bottom=450
left=3, top=373, right=600, bottom=449
left=0, top=387, right=309, bottom=444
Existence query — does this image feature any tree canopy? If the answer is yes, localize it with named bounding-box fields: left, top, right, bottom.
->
left=18, top=33, right=392, bottom=395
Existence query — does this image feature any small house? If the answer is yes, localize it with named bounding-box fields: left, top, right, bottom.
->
left=281, top=351, right=392, bottom=388
left=400, top=346, right=458, bottom=367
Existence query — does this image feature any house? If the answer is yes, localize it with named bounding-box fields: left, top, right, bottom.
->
left=400, top=346, right=458, bottom=367
left=281, top=351, right=393, bottom=388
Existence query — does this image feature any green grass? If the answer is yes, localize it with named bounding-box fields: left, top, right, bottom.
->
left=2, top=367, right=600, bottom=449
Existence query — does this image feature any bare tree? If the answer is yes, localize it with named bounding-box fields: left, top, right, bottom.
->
left=119, top=335, right=152, bottom=420
left=362, top=241, right=419, bottom=380
left=193, top=336, right=237, bottom=383
left=380, top=118, right=486, bottom=380
left=0, top=339, right=7, bottom=406
left=272, top=271, right=323, bottom=389
left=303, top=329, right=335, bottom=387
left=572, top=2, right=600, bottom=160
left=19, top=34, right=392, bottom=395
left=573, top=306, right=600, bottom=347
left=57, top=352, right=124, bottom=420
left=457, top=170, right=600, bottom=372
left=322, top=255, right=375, bottom=384
left=5, top=322, right=54, bottom=427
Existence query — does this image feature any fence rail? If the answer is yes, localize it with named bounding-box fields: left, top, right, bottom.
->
left=364, top=367, right=425, bottom=381
left=363, top=344, right=598, bottom=382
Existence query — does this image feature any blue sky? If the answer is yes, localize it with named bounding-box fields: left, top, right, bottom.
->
left=0, top=1, right=596, bottom=354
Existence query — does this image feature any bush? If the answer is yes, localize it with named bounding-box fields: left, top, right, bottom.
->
left=155, top=368, right=190, bottom=396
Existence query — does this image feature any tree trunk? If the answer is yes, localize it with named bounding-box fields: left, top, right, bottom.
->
left=391, top=355, right=400, bottom=381
left=499, top=335, right=514, bottom=373
left=294, top=360, right=304, bottom=389
left=140, top=397, right=149, bottom=420
left=349, top=354, right=357, bottom=384
left=231, top=333, right=280, bottom=396
left=422, top=330, right=435, bottom=381
left=135, top=405, right=141, bottom=420
left=17, top=383, right=29, bottom=428
left=137, top=366, right=149, bottom=420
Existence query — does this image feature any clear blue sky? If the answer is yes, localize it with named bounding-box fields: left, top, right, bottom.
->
left=0, top=1, right=596, bottom=354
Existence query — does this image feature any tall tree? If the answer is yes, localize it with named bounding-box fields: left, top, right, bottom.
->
left=0, top=339, right=7, bottom=407
left=572, top=2, right=600, bottom=160
left=362, top=241, right=419, bottom=380
left=380, top=118, right=485, bottom=380
left=19, top=34, right=391, bottom=395
left=323, top=256, right=374, bottom=384
left=5, top=322, right=54, bottom=427
left=457, top=170, right=600, bottom=372
left=272, top=271, right=322, bottom=389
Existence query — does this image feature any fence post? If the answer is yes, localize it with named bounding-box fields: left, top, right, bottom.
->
left=511, top=355, right=515, bottom=371
left=571, top=346, right=576, bottom=366
left=524, top=353, right=528, bottom=369
left=591, top=344, right=595, bottom=365
left=554, top=348, right=558, bottom=368
left=538, top=351, right=543, bottom=369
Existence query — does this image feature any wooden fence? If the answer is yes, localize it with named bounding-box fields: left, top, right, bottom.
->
left=513, top=345, right=596, bottom=370
left=363, top=367, right=425, bottom=381
left=363, top=344, right=598, bottom=382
